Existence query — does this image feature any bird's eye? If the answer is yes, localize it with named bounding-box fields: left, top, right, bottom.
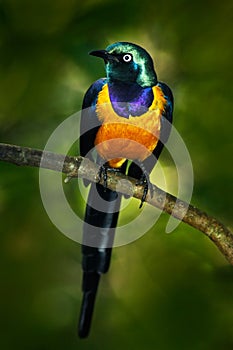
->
left=122, top=54, right=132, bottom=63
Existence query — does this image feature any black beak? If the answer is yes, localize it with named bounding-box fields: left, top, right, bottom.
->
left=89, top=50, right=119, bottom=62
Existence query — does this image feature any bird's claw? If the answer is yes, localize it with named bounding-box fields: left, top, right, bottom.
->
left=136, top=173, right=153, bottom=208
left=98, top=165, right=108, bottom=190
left=98, top=164, right=120, bottom=191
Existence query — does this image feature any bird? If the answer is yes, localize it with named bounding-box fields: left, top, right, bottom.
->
left=78, top=41, right=173, bottom=338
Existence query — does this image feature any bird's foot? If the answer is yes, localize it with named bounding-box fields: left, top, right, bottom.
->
left=98, top=165, right=108, bottom=190
left=136, top=172, right=153, bottom=209
left=98, top=164, right=120, bottom=191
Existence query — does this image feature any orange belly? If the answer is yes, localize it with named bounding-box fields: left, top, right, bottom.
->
left=95, top=84, right=166, bottom=168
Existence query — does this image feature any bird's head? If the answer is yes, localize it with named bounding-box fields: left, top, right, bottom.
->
left=89, top=42, right=157, bottom=88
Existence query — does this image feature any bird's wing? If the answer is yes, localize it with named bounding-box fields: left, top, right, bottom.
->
left=157, top=81, right=174, bottom=145
left=80, top=78, right=107, bottom=160
left=148, top=81, right=173, bottom=170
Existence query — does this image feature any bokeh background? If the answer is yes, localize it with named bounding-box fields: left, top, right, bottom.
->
left=0, top=0, right=233, bottom=349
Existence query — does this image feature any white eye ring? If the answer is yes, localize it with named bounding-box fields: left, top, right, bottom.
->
left=123, top=54, right=132, bottom=62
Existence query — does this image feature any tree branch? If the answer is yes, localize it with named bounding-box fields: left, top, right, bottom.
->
left=1, top=142, right=233, bottom=265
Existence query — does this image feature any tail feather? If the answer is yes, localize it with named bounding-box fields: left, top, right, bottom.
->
left=78, top=183, right=122, bottom=338
left=78, top=271, right=100, bottom=338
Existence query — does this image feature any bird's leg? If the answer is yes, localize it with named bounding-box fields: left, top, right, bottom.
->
left=98, top=164, right=108, bottom=190
left=137, top=174, right=148, bottom=209
left=98, top=164, right=121, bottom=191
left=136, top=164, right=154, bottom=208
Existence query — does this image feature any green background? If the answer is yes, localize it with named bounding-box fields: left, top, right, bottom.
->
left=0, top=0, right=233, bottom=349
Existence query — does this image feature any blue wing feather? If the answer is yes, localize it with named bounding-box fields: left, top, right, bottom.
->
left=80, top=78, right=107, bottom=158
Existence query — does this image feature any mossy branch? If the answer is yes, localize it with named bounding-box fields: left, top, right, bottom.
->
left=1, top=142, right=232, bottom=264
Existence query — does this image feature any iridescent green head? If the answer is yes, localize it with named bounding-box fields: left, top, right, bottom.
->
left=90, top=42, right=157, bottom=88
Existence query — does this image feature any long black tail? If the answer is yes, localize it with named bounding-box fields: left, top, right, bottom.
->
left=78, top=271, right=100, bottom=338
left=78, top=182, right=121, bottom=338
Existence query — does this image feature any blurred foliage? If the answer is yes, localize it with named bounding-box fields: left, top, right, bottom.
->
left=0, top=0, right=233, bottom=349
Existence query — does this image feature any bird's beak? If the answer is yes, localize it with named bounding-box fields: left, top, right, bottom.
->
left=89, top=50, right=119, bottom=62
